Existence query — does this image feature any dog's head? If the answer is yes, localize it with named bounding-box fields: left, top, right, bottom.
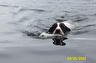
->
left=48, top=22, right=71, bottom=45
left=48, top=22, right=71, bottom=35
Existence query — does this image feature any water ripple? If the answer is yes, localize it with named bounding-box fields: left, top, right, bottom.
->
left=0, top=4, right=19, bottom=8
left=17, top=8, right=47, bottom=13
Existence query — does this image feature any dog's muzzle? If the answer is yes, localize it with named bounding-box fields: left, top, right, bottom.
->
left=54, top=29, right=61, bottom=34
left=53, top=29, right=64, bottom=35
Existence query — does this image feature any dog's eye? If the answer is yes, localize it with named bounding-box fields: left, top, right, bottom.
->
left=41, top=35, right=44, bottom=37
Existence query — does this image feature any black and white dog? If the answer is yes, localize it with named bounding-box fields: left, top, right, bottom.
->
left=39, top=19, right=74, bottom=46
left=48, top=21, right=71, bottom=46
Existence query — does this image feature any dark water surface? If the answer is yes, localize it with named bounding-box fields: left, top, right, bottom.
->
left=0, top=0, right=96, bottom=63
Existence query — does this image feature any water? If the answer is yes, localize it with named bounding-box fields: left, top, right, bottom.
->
left=0, top=0, right=96, bottom=63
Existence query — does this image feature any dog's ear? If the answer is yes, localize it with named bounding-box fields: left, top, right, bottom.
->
left=59, top=23, right=71, bottom=33
left=48, top=23, right=57, bottom=34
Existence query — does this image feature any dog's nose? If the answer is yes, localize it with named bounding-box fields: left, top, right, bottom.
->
left=54, top=29, right=61, bottom=34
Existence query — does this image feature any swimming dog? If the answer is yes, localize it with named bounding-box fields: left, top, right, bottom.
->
left=48, top=21, right=71, bottom=46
